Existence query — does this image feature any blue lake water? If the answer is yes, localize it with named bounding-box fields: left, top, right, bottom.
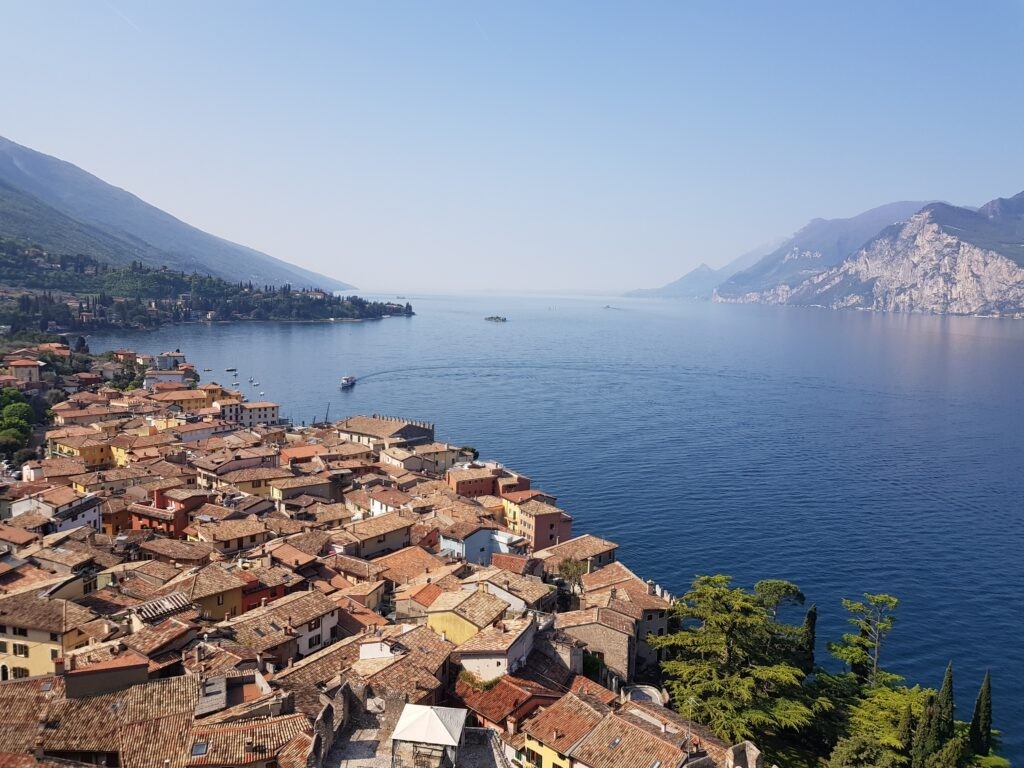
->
left=89, top=294, right=1023, bottom=759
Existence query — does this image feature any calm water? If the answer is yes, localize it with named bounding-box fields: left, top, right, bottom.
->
left=90, top=295, right=1023, bottom=759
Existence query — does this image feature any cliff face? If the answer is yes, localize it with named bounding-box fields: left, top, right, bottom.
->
left=784, top=211, right=1024, bottom=314
left=713, top=191, right=1024, bottom=316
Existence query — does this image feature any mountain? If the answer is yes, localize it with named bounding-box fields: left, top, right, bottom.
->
left=776, top=192, right=1024, bottom=314
left=626, top=239, right=782, bottom=298
left=714, top=201, right=930, bottom=301
left=0, top=136, right=354, bottom=290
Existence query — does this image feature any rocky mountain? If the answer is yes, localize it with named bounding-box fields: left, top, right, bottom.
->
left=714, top=201, right=930, bottom=301
left=776, top=193, right=1024, bottom=315
left=0, top=136, right=354, bottom=290
left=626, top=239, right=782, bottom=299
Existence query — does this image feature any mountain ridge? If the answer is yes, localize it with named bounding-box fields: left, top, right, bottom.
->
left=0, top=136, right=354, bottom=290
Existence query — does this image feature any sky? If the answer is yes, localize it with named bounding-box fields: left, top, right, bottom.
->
left=1, top=1, right=1023, bottom=293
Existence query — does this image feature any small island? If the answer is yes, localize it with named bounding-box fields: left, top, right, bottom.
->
left=484, top=315, right=507, bottom=322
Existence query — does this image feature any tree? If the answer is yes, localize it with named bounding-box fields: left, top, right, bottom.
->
left=968, top=671, right=992, bottom=756
left=897, top=701, right=915, bottom=757
left=829, top=734, right=901, bottom=768
left=558, top=558, right=587, bottom=595
left=830, top=593, right=899, bottom=688
left=2, top=402, right=35, bottom=424
left=935, top=663, right=954, bottom=744
left=650, top=575, right=828, bottom=744
left=754, top=579, right=805, bottom=619
left=799, top=603, right=817, bottom=675
left=912, top=695, right=941, bottom=768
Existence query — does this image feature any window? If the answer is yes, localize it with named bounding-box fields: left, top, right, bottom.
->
left=376, top=535, right=386, bottom=543
left=12, top=628, right=27, bottom=637
left=216, top=594, right=224, bottom=606
left=308, top=618, right=321, bottom=631
left=0, top=625, right=5, bottom=634
left=13, top=644, right=29, bottom=658
left=51, top=649, right=59, bottom=661
left=308, top=634, right=321, bottom=648
left=49, top=633, right=59, bottom=642
left=190, top=743, right=208, bottom=758
left=0, top=641, right=6, bottom=653
left=11, top=667, right=29, bottom=679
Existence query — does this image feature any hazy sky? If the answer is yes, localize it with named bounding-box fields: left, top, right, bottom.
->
left=2, top=2, right=1023, bottom=293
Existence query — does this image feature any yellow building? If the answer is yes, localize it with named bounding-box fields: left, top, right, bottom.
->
left=520, top=692, right=606, bottom=768
left=51, top=435, right=113, bottom=470
left=424, top=588, right=508, bottom=646
left=0, top=592, right=97, bottom=680
left=161, top=563, right=247, bottom=622
left=148, top=389, right=208, bottom=411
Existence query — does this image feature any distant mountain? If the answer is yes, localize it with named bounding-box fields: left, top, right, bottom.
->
left=714, top=201, right=930, bottom=301
left=626, top=239, right=782, bottom=298
left=778, top=192, right=1024, bottom=314
left=0, top=136, right=354, bottom=290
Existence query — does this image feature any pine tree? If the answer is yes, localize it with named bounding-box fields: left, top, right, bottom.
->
left=936, top=662, right=955, bottom=744
left=897, top=702, right=915, bottom=757
left=968, top=671, right=992, bottom=756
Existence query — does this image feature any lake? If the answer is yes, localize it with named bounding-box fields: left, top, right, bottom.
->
left=89, top=294, right=1024, bottom=759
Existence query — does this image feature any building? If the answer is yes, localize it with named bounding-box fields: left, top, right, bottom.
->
left=454, top=616, right=536, bottom=682
left=533, top=534, right=618, bottom=576
left=426, top=587, right=510, bottom=645
left=217, top=400, right=283, bottom=428
left=335, top=414, right=435, bottom=449
left=10, top=486, right=102, bottom=532
left=223, top=590, right=340, bottom=663
left=0, top=591, right=96, bottom=679
left=345, top=513, right=413, bottom=559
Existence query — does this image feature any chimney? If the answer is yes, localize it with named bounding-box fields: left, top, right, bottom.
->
left=53, top=657, right=65, bottom=676
left=609, top=587, right=617, bottom=600
left=260, top=597, right=268, bottom=607
left=244, top=738, right=255, bottom=753
left=647, top=579, right=656, bottom=596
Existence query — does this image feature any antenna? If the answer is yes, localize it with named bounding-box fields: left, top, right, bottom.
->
left=324, top=402, right=331, bottom=425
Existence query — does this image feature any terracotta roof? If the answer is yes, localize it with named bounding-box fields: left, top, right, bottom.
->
left=347, top=512, right=413, bottom=540
left=139, top=537, right=214, bottom=562
left=555, top=607, right=636, bottom=636
left=336, top=415, right=422, bottom=439
left=225, top=591, right=337, bottom=652
left=534, top=534, right=618, bottom=564
left=570, top=711, right=687, bottom=768
left=522, top=692, right=609, bottom=755
left=461, top=568, right=553, bottom=606
left=0, top=590, right=95, bottom=633
left=187, top=713, right=310, bottom=766
left=427, top=589, right=508, bottom=628
left=372, top=546, right=447, bottom=584
left=456, top=674, right=560, bottom=725
left=163, top=563, right=247, bottom=602
left=456, top=617, right=533, bottom=655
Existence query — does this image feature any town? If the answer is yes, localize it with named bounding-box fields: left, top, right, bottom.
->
left=0, top=342, right=762, bottom=768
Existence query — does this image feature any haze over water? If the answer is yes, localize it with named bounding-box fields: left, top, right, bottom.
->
left=90, top=295, right=1024, bottom=759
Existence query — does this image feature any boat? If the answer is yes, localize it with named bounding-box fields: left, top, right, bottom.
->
left=203, top=368, right=211, bottom=372
left=225, top=367, right=237, bottom=372
left=258, top=392, right=265, bottom=396
left=484, top=316, right=507, bottom=323
left=340, top=375, right=357, bottom=390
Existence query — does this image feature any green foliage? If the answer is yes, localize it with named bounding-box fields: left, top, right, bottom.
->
left=754, top=579, right=805, bottom=619
left=0, top=388, right=25, bottom=408
left=830, top=593, right=900, bottom=688
left=936, top=663, right=955, bottom=745
left=2, top=401, right=35, bottom=424
left=652, top=575, right=829, bottom=745
left=457, top=669, right=501, bottom=691
left=897, top=702, right=915, bottom=756
left=558, top=558, right=587, bottom=595
left=0, top=237, right=413, bottom=331
left=798, top=603, right=817, bottom=675
left=829, top=734, right=902, bottom=768
left=969, top=672, right=992, bottom=756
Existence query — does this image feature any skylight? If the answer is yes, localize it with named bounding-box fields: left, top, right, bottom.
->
left=191, top=742, right=208, bottom=757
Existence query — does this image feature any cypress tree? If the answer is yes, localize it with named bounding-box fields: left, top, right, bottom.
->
left=936, top=662, right=955, bottom=744
left=799, top=603, right=817, bottom=674
left=897, top=701, right=915, bottom=756
left=912, top=695, right=938, bottom=768
left=969, top=671, right=992, bottom=756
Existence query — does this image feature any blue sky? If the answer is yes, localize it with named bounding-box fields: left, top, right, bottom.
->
left=2, top=1, right=1023, bottom=292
